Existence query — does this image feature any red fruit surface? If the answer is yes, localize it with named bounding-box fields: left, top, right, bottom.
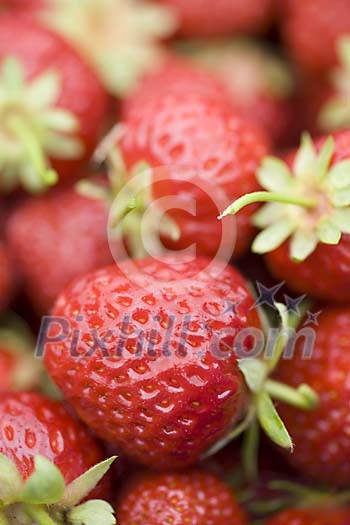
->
left=6, top=182, right=115, bottom=314
left=0, top=391, right=108, bottom=496
left=116, top=470, right=247, bottom=525
left=0, top=350, right=18, bottom=391
left=275, top=306, right=350, bottom=487
left=0, top=241, right=13, bottom=312
left=122, top=57, right=232, bottom=120
left=44, top=256, right=260, bottom=469
left=265, top=131, right=350, bottom=302
left=158, top=0, right=274, bottom=37
left=120, top=89, right=269, bottom=260
left=267, top=507, right=350, bottom=525
left=282, top=0, right=350, bottom=76
left=0, top=14, right=107, bottom=184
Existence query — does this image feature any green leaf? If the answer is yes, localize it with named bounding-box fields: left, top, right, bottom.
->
left=0, top=510, right=9, bottom=525
left=253, top=202, right=283, bottom=228
left=338, top=35, right=350, bottom=68
left=238, top=358, right=267, bottom=393
left=317, top=219, right=342, bottom=244
left=293, top=133, right=316, bottom=179
left=290, top=230, right=318, bottom=261
left=60, top=457, right=116, bottom=507
left=1, top=57, right=25, bottom=92
left=256, top=392, right=293, bottom=450
left=330, top=187, right=350, bottom=206
left=42, top=109, right=80, bottom=133
left=332, top=208, right=350, bottom=233
left=257, top=157, right=294, bottom=192
left=0, top=455, right=24, bottom=504
left=328, top=160, right=350, bottom=188
left=252, top=220, right=295, bottom=254
left=26, top=70, right=60, bottom=108
left=67, top=500, right=116, bottom=525
left=45, top=132, right=84, bottom=159
left=315, top=136, right=334, bottom=180
left=21, top=456, right=65, bottom=505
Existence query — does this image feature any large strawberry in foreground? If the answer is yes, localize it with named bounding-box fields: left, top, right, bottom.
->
left=0, top=14, right=107, bottom=193
left=274, top=306, right=350, bottom=487
left=43, top=255, right=318, bottom=469
left=44, top=256, right=260, bottom=469
left=267, top=507, right=350, bottom=525
left=116, top=470, right=247, bottom=524
left=221, top=131, right=350, bottom=302
left=6, top=179, right=115, bottom=314
left=0, top=391, right=115, bottom=524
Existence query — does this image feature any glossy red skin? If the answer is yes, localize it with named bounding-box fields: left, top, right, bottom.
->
left=6, top=183, right=115, bottom=314
left=121, top=89, right=269, bottom=261
left=0, top=392, right=108, bottom=497
left=44, top=256, right=260, bottom=469
left=275, top=307, right=350, bottom=487
left=0, top=241, right=13, bottom=312
left=0, top=14, right=107, bottom=184
left=265, top=131, right=350, bottom=302
left=116, top=470, right=247, bottom=525
left=158, top=0, right=274, bottom=37
left=282, top=0, right=350, bottom=76
left=267, top=508, right=350, bottom=525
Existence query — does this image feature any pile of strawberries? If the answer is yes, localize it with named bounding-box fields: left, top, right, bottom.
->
left=0, top=1, right=349, bottom=524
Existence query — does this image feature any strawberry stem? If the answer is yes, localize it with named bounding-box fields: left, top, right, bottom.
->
left=0, top=511, right=9, bottom=525
left=219, top=191, right=317, bottom=218
left=23, top=505, right=57, bottom=525
left=8, top=115, right=58, bottom=192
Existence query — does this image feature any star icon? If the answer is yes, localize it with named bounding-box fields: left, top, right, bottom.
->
left=283, top=294, right=307, bottom=316
left=303, top=310, right=322, bottom=326
left=252, top=281, right=285, bottom=310
left=223, top=299, right=242, bottom=315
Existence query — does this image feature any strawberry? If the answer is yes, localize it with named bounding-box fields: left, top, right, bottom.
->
left=0, top=391, right=116, bottom=524
left=43, top=256, right=260, bottom=469
left=220, top=131, right=350, bottom=302
left=116, top=470, right=247, bottom=524
left=117, top=81, right=269, bottom=260
left=0, top=319, right=42, bottom=391
left=6, top=179, right=116, bottom=314
left=180, top=40, right=296, bottom=147
left=266, top=507, right=350, bottom=525
left=282, top=0, right=350, bottom=76
left=158, top=0, right=274, bottom=37
left=8, top=0, right=177, bottom=97
left=0, top=241, right=14, bottom=312
left=273, top=306, right=350, bottom=487
left=0, top=13, right=107, bottom=193
left=43, top=255, right=318, bottom=469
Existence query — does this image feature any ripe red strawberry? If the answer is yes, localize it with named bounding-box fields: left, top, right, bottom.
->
left=0, top=391, right=107, bottom=490
left=44, top=256, right=261, bottom=469
left=116, top=470, right=247, bottom=524
left=4, top=0, right=177, bottom=97
left=0, top=13, right=107, bottom=193
left=158, top=0, right=274, bottom=37
left=282, top=0, right=350, bottom=76
left=0, top=241, right=14, bottom=312
left=0, top=391, right=116, bottom=524
left=181, top=40, right=296, bottom=148
left=274, top=306, right=350, bottom=487
left=221, top=131, right=350, bottom=302
left=118, top=83, right=269, bottom=260
left=266, top=507, right=350, bottom=525
left=6, top=179, right=116, bottom=314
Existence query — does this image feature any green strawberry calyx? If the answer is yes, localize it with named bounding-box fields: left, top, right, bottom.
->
left=77, top=128, right=180, bottom=259
left=40, top=0, right=178, bottom=96
left=219, top=133, right=350, bottom=262
left=319, top=35, right=350, bottom=131
left=203, top=302, right=319, bottom=475
left=0, top=455, right=116, bottom=525
left=0, top=57, right=84, bottom=194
